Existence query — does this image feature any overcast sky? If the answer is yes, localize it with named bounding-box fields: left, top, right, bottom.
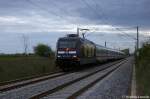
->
left=0, top=0, right=150, bottom=53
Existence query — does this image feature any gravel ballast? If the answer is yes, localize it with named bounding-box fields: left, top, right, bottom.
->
left=78, top=57, right=133, bottom=99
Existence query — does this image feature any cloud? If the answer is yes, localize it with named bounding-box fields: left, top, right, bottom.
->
left=0, top=0, right=149, bottom=53
left=0, top=0, right=150, bottom=33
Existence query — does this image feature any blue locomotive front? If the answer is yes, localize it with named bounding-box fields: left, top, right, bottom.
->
left=55, top=34, right=96, bottom=70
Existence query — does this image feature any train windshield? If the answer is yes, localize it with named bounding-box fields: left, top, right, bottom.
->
left=58, top=40, right=77, bottom=48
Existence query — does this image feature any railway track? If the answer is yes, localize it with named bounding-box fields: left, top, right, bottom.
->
left=0, top=59, right=127, bottom=99
left=0, top=71, right=68, bottom=92
left=0, top=71, right=60, bottom=86
left=31, top=59, right=127, bottom=99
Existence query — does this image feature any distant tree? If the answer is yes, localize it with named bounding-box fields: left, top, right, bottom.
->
left=34, top=44, right=54, bottom=57
left=121, top=49, right=130, bottom=55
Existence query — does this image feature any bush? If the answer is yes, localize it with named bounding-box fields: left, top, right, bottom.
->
left=136, top=43, right=150, bottom=95
left=34, top=44, right=54, bottom=57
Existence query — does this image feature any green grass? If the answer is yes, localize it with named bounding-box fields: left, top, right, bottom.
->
left=0, top=55, right=58, bottom=83
left=135, top=44, right=150, bottom=95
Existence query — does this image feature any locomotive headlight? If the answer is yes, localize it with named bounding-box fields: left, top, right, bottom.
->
left=69, top=51, right=76, bottom=54
left=58, top=51, right=65, bottom=54
left=57, top=55, right=61, bottom=57
left=73, top=55, right=77, bottom=58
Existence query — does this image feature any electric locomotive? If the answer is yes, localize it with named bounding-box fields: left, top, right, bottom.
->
left=55, top=34, right=125, bottom=71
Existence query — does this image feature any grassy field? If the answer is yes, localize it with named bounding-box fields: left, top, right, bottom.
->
left=0, top=55, right=58, bottom=83
left=135, top=43, right=150, bottom=96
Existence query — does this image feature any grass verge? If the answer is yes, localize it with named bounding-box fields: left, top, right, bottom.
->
left=135, top=44, right=150, bottom=96
left=0, top=55, right=58, bottom=83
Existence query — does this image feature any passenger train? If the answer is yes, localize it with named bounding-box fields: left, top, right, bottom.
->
left=55, top=34, right=125, bottom=71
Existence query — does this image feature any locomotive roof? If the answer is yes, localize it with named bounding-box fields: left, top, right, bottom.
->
left=58, top=36, right=95, bottom=44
